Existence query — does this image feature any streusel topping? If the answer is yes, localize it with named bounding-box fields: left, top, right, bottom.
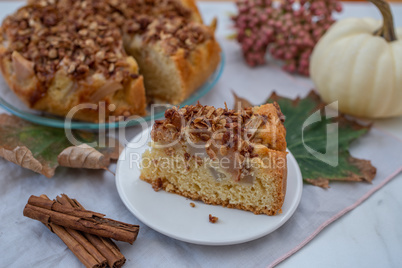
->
left=151, top=103, right=285, bottom=181
left=154, top=104, right=258, bottom=153
left=125, top=16, right=212, bottom=56
left=2, top=1, right=132, bottom=88
left=1, top=0, right=212, bottom=89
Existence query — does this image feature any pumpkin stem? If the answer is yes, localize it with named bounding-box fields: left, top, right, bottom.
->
left=368, top=0, right=397, bottom=42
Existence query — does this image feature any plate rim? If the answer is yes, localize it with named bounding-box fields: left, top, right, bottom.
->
left=0, top=51, right=225, bottom=130
left=115, top=127, right=303, bottom=246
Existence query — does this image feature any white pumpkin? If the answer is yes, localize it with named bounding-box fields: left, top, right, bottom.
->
left=310, top=0, right=402, bottom=118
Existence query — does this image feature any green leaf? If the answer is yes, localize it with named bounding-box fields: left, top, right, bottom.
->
left=266, top=91, right=376, bottom=188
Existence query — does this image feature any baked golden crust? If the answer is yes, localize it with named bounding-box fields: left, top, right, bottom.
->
left=253, top=103, right=287, bottom=152
left=180, top=0, right=202, bottom=20
left=0, top=0, right=220, bottom=121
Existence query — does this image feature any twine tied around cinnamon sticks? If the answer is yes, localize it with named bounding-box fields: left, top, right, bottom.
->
left=23, top=194, right=140, bottom=268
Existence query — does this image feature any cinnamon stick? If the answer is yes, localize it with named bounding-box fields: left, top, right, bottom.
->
left=23, top=195, right=139, bottom=244
left=56, top=194, right=126, bottom=268
left=48, top=224, right=106, bottom=268
left=84, top=234, right=126, bottom=268
left=39, top=195, right=107, bottom=268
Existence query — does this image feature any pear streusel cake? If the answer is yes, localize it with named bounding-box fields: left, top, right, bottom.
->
left=0, top=0, right=220, bottom=122
left=140, top=103, right=288, bottom=216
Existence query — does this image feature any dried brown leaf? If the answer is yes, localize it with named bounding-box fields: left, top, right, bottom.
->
left=97, top=137, right=123, bottom=161
left=232, top=91, right=253, bottom=111
left=58, top=144, right=109, bottom=169
left=304, top=178, right=329, bottom=188
left=0, top=114, right=121, bottom=177
left=0, top=146, right=54, bottom=178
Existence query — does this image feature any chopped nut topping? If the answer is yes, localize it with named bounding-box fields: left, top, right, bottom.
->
left=1, top=0, right=210, bottom=94
left=190, top=202, right=195, bottom=208
left=152, top=103, right=268, bottom=160
left=164, top=147, right=175, bottom=156
left=152, top=178, right=163, bottom=191
left=2, top=0, right=134, bottom=89
left=209, top=214, right=218, bottom=223
left=127, top=16, right=212, bottom=56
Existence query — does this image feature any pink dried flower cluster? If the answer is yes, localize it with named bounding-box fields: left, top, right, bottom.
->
left=232, top=0, right=342, bottom=76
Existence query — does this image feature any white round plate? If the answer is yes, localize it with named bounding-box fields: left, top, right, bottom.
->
left=116, top=127, right=303, bottom=246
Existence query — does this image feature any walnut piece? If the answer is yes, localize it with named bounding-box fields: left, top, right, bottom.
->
left=209, top=214, right=218, bottom=223
left=152, top=178, right=163, bottom=192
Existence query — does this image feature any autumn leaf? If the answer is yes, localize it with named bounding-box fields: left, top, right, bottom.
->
left=58, top=144, right=110, bottom=170
left=96, top=138, right=123, bottom=161
left=0, top=146, right=51, bottom=176
left=233, top=91, right=252, bottom=111
left=0, top=114, right=121, bottom=177
left=233, top=91, right=377, bottom=188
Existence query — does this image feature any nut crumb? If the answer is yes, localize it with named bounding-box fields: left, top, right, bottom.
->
left=190, top=202, right=195, bottom=208
left=151, top=178, right=163, bottom=192
left=209, top=214, right=218, bottom=223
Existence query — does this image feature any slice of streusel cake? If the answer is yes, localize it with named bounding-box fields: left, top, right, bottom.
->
left=140, top=103, right=287, bottom=215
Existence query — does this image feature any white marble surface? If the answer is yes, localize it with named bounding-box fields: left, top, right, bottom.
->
left=0, top=1, right=402, bottom=267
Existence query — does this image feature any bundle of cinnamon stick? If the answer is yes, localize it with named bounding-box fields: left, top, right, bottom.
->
left=23, top=194, right=140, bottom=268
